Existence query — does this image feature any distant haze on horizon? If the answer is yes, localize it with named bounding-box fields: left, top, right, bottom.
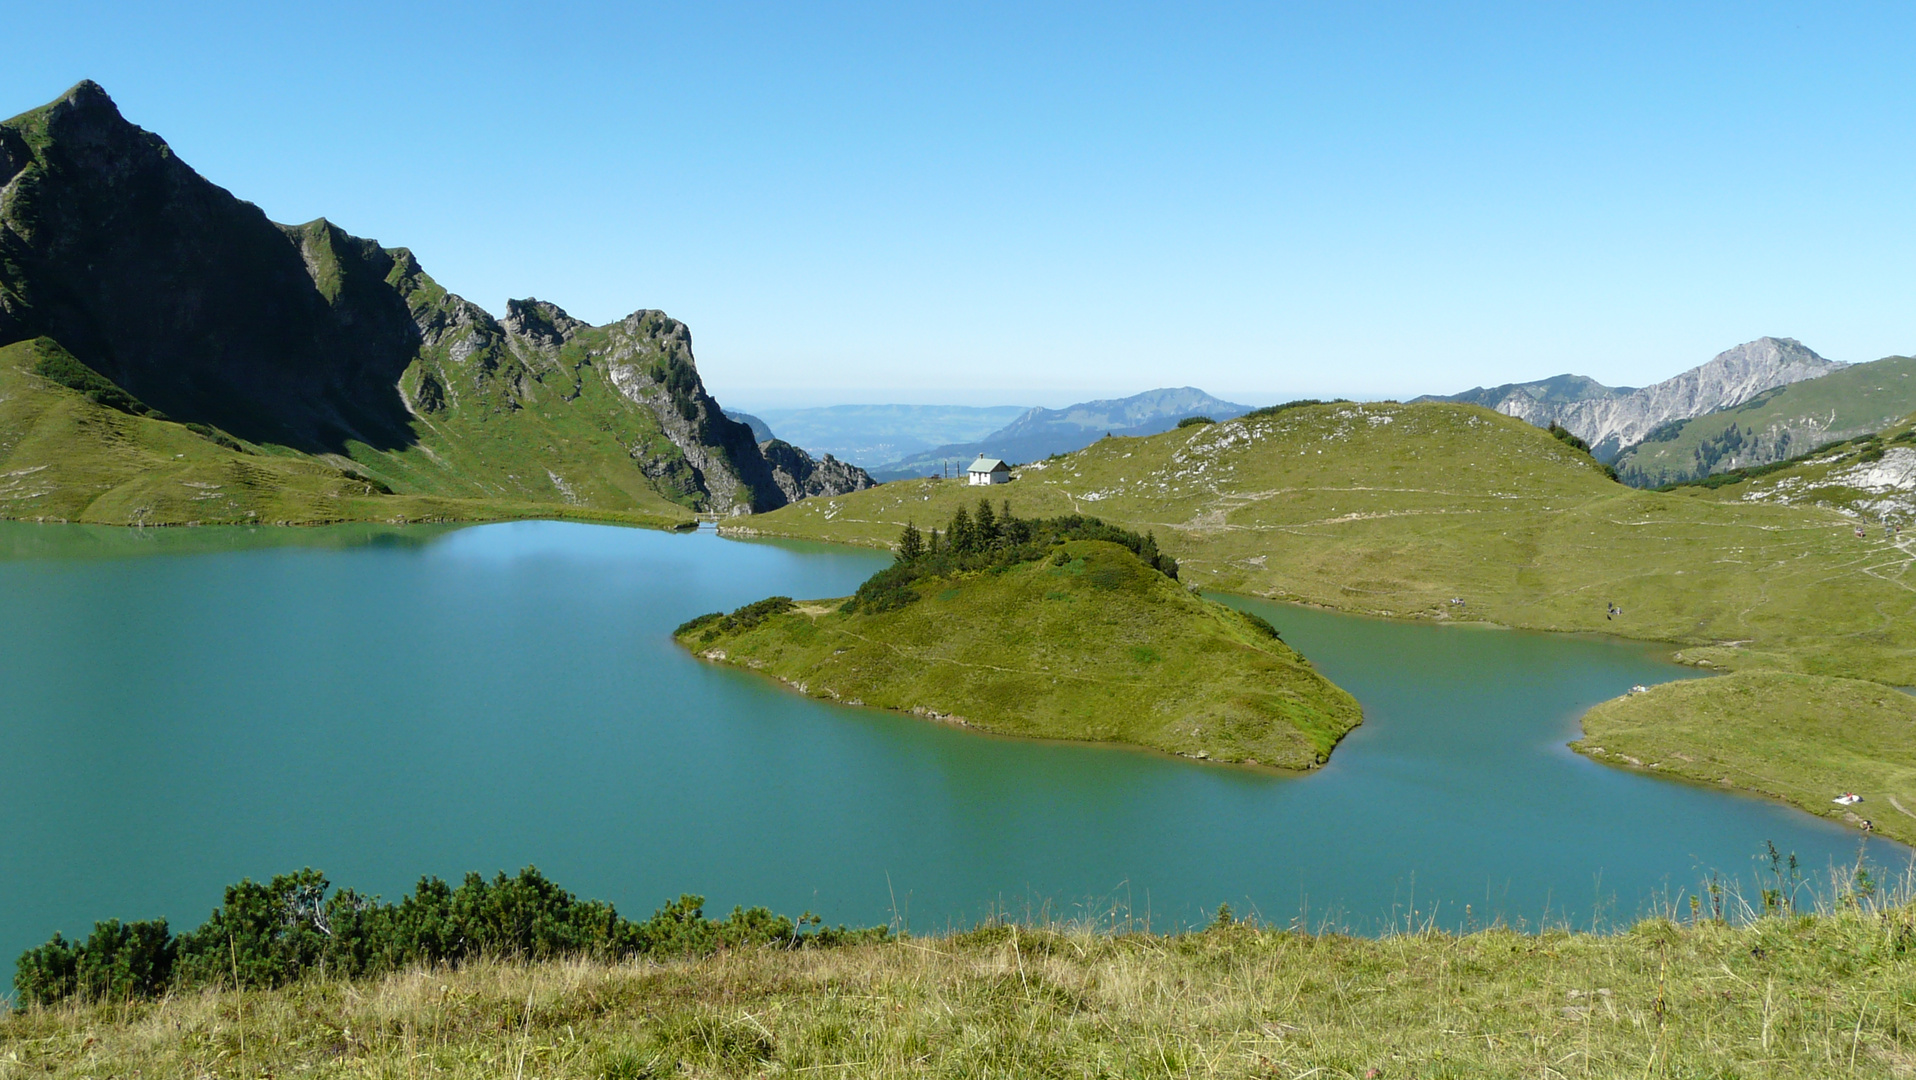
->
left=9, top=3, right=1916, bottom=409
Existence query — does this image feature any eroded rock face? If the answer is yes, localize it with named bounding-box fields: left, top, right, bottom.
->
left=1496, top=339, right=1845, bottom=460
left=593, top=311, right=779, bottom=513
left=758, top=439, right=877, bottom=503
left=1741, top=445, right=1916, bottom=523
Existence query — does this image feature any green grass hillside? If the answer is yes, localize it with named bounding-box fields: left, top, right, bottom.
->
left=728, top=401, right=1916, bottom=684
left=0, top=338, right=689, bottom=528
left=1615, top=355, right=1916, bottom=486
left=677, top=535, right=1361, bottom=768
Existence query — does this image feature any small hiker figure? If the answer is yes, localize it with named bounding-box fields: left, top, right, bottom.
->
left=1857, top=526, right=1867, bottom=538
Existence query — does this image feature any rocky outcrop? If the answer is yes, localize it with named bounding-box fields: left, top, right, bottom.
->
left=592, top=311, right=783, bottom=513
left=722, top=410, right=775, bottom=443
left=1442, top=339, right=1844, bottom=461
left=758, top=439, right=876, bottom=502
left=0, top=81, right=857, bottom=516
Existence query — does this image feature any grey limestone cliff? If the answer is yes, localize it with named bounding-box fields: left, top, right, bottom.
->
left=1440, top=339, right=1845, bottom=461
left=758, top=439, right=877, bottom=502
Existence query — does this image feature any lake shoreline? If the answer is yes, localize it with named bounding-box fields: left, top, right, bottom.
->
left=0, top=517, right=1875, bottom=970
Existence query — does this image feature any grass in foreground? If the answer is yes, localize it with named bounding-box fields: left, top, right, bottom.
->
left=677, top=529, right=1360, bottom=768
left=8, top=896, right=1916, bottom=1078
left=1578, top=672, right=1916, bottom=846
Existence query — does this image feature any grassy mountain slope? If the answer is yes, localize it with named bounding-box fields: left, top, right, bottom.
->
left=11, top=899, right=1916, bottom=1078
left=0, top=338, right=683, bottom=527
left=0, top=82, right=867, bottom=524
left=1615, top=355, right=1916, bottom=486
left=728, top=402, right=1916, bottom=683
left=677, top=537, right=1361, bottom=768
left=1576, top=672, right=1916, bottom=846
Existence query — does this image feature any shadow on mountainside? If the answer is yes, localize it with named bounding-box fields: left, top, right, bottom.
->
left=0, top=82, right=422, bottom=454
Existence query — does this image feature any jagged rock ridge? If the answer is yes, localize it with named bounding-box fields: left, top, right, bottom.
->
left=0, top=81, right=871, bottom=515
left=1424, top=339, right=1844, bottom=462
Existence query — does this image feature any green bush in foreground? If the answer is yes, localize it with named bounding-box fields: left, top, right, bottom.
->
left=13, top=868, right=887, bottom=1007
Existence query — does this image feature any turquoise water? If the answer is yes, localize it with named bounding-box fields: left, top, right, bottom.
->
left=0, top=520, right=1886, bottom=976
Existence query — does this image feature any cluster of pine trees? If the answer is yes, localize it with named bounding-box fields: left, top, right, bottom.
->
left=843, top=500, right=1177, bottom=614
left=14, top=868, right=886, bottom=1007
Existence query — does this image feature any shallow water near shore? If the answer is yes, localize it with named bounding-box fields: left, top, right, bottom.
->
left=0, top=520, right=1889, bottom=981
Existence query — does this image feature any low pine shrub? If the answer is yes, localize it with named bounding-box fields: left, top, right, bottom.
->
left=13, top=868, right=886, bottom=1007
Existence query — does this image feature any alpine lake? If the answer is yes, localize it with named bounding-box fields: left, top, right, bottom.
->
left=0, top=519, right=1893, bottom=983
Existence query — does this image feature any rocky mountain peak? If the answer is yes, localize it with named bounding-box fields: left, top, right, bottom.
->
left=33, top=81, right=173, bottom=178
left=503, top=298, right=588, bottom=347
left=1489, top=337, right=1846, bottom=460
left=54, top=80, right=116, bottom=116
left=618, top=309, right=693, bottom=351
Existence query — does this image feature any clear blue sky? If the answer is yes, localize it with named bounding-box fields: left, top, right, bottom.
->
left=8, top=2, right=1915, bottom=408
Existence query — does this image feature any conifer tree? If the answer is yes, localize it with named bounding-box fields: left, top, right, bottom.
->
left=948, top=507, right=974, bottom=555
left=975, top=498, right=997, bottom=548
left=896, top=521, right=924, bottom=563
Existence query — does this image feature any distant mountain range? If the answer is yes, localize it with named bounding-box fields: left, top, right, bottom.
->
left=0, top=82, right=870, bottom=524
left=1418, top=338, right=1851, bottom=467
left=871, top=387, right=1252, bottom=481
left=740, top=405, right=1029, bottom=468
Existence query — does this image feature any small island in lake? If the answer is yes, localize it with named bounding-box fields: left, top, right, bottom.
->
left=678, top=503, right=1362, bottom=768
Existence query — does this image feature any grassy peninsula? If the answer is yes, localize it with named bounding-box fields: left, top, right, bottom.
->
left=680, top=506, right=1360, bottom=768
left=1577, top=672, right=1916, bottom=846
